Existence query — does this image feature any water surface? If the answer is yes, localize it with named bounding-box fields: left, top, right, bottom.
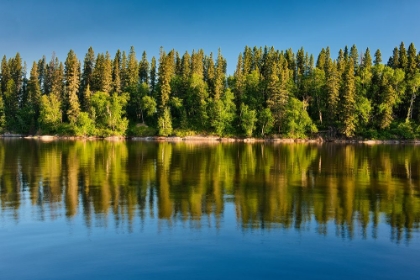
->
left=1, top=140, right=419, bottom=279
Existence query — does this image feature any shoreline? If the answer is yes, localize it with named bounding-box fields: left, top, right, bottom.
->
left=1, top=134, right=420, bottom=144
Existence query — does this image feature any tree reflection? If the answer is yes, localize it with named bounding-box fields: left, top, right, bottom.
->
left=0, top=139, right=420, bottom=242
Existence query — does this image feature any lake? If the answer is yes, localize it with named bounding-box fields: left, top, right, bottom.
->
left=0, top=139, right=419, bottom=279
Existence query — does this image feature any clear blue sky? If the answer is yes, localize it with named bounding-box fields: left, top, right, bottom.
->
left=1, top=0, right=419, bottom=74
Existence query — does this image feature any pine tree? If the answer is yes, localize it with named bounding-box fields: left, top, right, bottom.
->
left=37, top=56, right=46, bottom=94
left=407, top=43, right=417, bottom=75
left=362, top=48, right=372, bottom=69
left=213, top=49, right=226, bottom=101
left=266, top=61, right=288, bottom=133
left=150, top=56, right=157, bottom=95
left=341, top=59, right=357, bottom=137
left=374, top=49, right=382, bottom=66
left=399, top=42, right=408, bottom=70
left=139, top=51, right=149, bottom=85
left=325, top=61, right=340, bottom=125
left=102, top=52, right=113, bottom=93
left=388, top=47, right=399, bottom=68
left=1, top=55, right=10, bottom=94
left=316, top=48, right=326, bottom=70
left=64, top=50, right=81, bottom=124
left=242, top=46, right=252, bottom=75
left=126, top=46, right=138, bottom=89
left=337, top=49, right=345, bottom=73
left=112, top=50, right=122, bottom=94
left=350, top=44, right=359, bottom=70
left=9, top=53, right=23, bottom=98
left=81, top=47, right=95, bottom=96
left=26, top=62, right=42, bottom=129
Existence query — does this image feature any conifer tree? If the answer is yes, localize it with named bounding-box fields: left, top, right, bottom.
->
left=112, top=50, right=122, bottom=94
left=407, top=43, right=417, bottom=75
left=1, top=56, right=10, bottom=94
left=150, top=56, right=157, bottom=95
left=81, top=47, right=95, bottom=96
left=341, top=59, right=357, bottom=137
left=26, top=62, right=42, bottom=130
left=139, top=51, right=149, bottom=85
left=388, top=47, right=399, bottom=68
left=325, top=61, right=340, bottom=125
left=242, top=46, right=252, bottom=75
left=350, top=44, right=359, bottom=69
left=316, top=48, right=326, bottom=70
left=399, top=42, right=408, bottom=70
left=126, top=46, right=139, bottom=89
left=64, top=50, right=81, bottom=124
left=9, top=53, right=23, bottom=97
left=374, top=49, right=382, bottom=66
left=37, top=56, right=46, bottom=93
left=102, top=52, right=113, bottom=93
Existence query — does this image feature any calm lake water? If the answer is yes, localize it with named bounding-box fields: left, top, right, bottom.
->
left=1, top=139, right=420, bottom=279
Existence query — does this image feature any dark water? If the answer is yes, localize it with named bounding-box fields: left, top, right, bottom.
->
left=1, top=139, right=420, bottom=279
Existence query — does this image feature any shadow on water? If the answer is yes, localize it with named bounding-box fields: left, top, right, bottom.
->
left=1, top=139, right=420, bottom=243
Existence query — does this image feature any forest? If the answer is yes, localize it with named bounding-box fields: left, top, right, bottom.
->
left=1, top=42, right=420, bottom=139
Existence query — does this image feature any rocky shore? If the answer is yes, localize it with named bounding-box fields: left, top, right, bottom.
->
left=2, top=133, right=420, bottom=144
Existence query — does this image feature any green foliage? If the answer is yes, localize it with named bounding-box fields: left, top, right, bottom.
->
left=127, top=123, right=157, bottom=137
left=2, top=44, right=420, bottom=139
left=240, top=103, right=257, bottom=137
left=157, top=107, right=173, bottom=136
left=39, top=94, right=62, bottom=133
left=90, top=91, right=129, bottom=136
left=258, top=108, right=274, bottom=136
left=74, top=112, right=96, bottom=136
left=210, top=88, right=236, bottom=136
left=283, top=97, right=318, bottom=138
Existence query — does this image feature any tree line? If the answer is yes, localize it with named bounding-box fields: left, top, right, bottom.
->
left=1, top=42, right=420, bottom=138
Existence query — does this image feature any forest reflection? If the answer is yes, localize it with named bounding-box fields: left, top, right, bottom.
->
left=1, top=139, right=420, bottom=242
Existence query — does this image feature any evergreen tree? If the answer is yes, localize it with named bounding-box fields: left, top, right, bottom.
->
left=388, top=47, right=399, bottom=68
left=316, top=48, right=326, bottom=70
left=150, top=56, right=157, bottom=95
left=126, top=46, right=139, bottom=89
left=64, top=50, right=81, bottom=124
left=407, top=43, right=417, bottom=75
left=399, top=42, right=408, bottom=70
left=25, top=62, right=42, bottom=132
left=325, top=61, right=340, bottom=125
left=374, top=49, right=382, bottom=66
left=81, top=47, right=95, bottom=99
left=350, top=44, right=359, bottom=70
left=112, top=50, right=122, bottom=94
left=139, top=51, right=149, bottom=85
left=341, top=59, right=357, bottom=137
left=1, top=55, right=10, bottom=94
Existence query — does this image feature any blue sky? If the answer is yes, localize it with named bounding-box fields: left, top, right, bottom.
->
left=1, top=0, right=419, bottom=74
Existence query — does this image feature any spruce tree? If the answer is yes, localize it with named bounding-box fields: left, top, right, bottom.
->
left=126, top=46, right=139, bottom=89
left=64, top=50, right=81, bottom=124
left=341, top=59, right=357, bottom=137
left=374, top=49, right=382, bottom=66
left=150, top=56, right=157, bottom=95
left=102, top=52, right=113, bottom=93
left=81, top=47, right=95, bottom=96
left=1, top=56, right=10, bottom=94
left=399, top=42, right=408, bottom=70
left=325, top=61, right=340, bottom=125
left=139, top=51, right=149, bottom=85
left=112, top=50, right=122, bottom=94
left=407, top=43, right=417, bottom=75
left=316, top=48, right=326, bottom=70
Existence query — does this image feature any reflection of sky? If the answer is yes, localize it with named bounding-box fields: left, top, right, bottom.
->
left=1, top=194, right=420, bottom=279
left=1, top=0, right=420, bottom=74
